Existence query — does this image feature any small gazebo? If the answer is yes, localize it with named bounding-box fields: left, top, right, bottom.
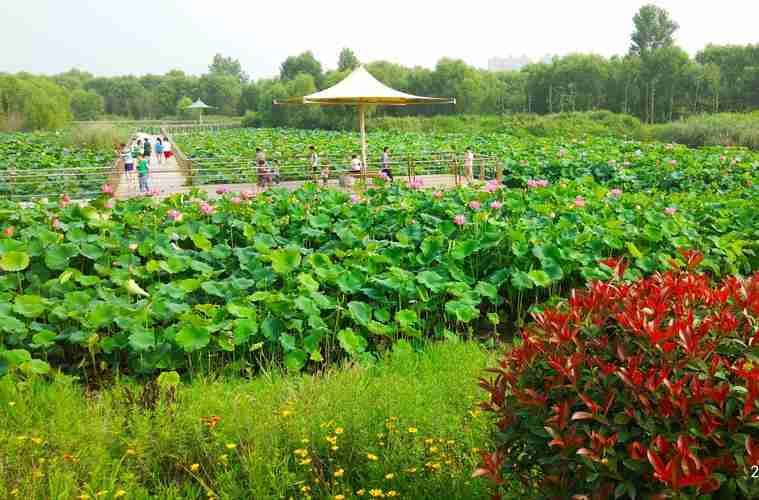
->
left=186, top=99, right=213, bottom=124
left=275, top=66, right=455, bottom=171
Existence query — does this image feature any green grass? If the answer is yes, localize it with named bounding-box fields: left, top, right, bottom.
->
left=0, top=341, right=517, bottom=500
left=649, top=112, right=759, bottom=150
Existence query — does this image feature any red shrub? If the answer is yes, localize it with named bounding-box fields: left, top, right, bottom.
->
left=477, top=259, right=759, bottom=499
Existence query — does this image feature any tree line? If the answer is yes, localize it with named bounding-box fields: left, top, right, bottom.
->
left=1, top=5, right=758, bottom=132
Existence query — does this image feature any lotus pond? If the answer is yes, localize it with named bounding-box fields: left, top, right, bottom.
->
left=176, top=128, right=759, bottom=192
left=1, top=175, right=758, bottom=376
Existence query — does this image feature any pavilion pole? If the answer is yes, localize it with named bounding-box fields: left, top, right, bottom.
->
left=358, top=103, right=367, bottom=181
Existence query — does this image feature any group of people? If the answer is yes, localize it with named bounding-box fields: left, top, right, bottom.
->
left=255, top=148, right=281, bottom=188
left=303, top=145, right=395, bottom=186
left=118, top=135, right=173, bottom=193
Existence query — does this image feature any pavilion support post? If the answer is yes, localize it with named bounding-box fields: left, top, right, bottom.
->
left=358, top=103, right=367, bottom=182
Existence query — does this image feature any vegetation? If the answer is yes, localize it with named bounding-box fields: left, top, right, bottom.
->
left=478, top=262, right=759, bottom=498
left=2, top=6, right=759, bottom=131
left=0, top=340, right=508, bottom=499
left=651, top=111, right=759, bottom=149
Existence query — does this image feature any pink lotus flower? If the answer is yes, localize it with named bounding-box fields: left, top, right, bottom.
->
left=574, top=196, right=586, bottom=208
left=231, top=196, right=242, bottom=205
left=469, top=200, right=481, bottom=210
left=664, top=206, right=677, bottom=216
left=489, top=201, right=503, bottom=210
left=720, top=155, right=727, bottom=162
left=408, top=179, right=424, bottom=189
left=609, top=188, right=622, bottom=198
left=104, top=199, right=115, bottom=210
left=432, top=190, right=444, bottom=199
left=528, top=179, right=550, bottom=189
left=51, top=218, right=61, bottom=230
left=167, top=209, right=183, bottom=222
left=483, top=180, right=501, bottom=193
left=350, top=194, right=361, bottom=204
left=669, top=159, right=677, bottom=166
left=241, top=190, right=254, bottom=200
left=101, top=183, right=114, bottom=196
left=3, top=226, right=14, bottom=238
left=216, top=186, right=229, bottom=195
left=453, top=214, right=466, bottom=226
left=59, top=194, right=71, bottom=208
left=199, top=202, right=215, bottom=215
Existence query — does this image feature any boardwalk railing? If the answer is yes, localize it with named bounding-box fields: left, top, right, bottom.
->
left=0, top=152, right=503, bottom=201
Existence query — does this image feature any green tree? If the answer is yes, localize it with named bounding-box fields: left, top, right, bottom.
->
left=70, top=89, right=104, bottom=120
left=338, top=48, right=360, bottom=72
left=199, top=74, right=242, bottom=115
left=209, top=54, right=248, bottom=83
left=280, top=52, right=323, bottom=85
left=630, top=4, right=679, bottom=55
left=176, top=96, right=193, bottom=119
left=0, top=75, right=71, bottom=130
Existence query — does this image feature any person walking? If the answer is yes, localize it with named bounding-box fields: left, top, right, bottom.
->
left=309, top=145, right=319, bottom=181
left=137, top=154, right=150, bottom=193
left=464, top=146, right=475, bottom=182
left=350, top=154, right=362, bottom=174
left=162, top=136, right=173, bottom=160
left=118, top=143, right=135, bottom=189
left=155, top=137, right=164, bottom=165
left=381, top=147, right=393, bottom=181
left=143, top=137, right=152, bottom=164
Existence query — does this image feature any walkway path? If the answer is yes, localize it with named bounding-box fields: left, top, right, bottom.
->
left=114, top=132, right=471, bottom=200
left=114, top=133, right=187, bottom=198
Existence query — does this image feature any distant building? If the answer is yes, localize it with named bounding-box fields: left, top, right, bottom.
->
left=487, top=55, right=531, bottom=72
left=487, top=54, right=557, bottom=71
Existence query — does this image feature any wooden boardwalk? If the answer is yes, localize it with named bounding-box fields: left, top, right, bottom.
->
left=113, top=132, right=472, bottom=200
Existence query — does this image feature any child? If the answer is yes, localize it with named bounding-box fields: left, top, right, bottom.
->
left=137, top=154, right=150, bottom=193
left=257, top=159, right=271, bottom=191
left=464, top=146, right=475, bottom=182
left=271, top=159, right=281, bottom=184
left=118, top=143, right=135, bottom=188
left=162, top=137, right=173, bottom=160
left=320, top=163, right=330, bottom=186
left=155, top=137, right=164, bottom=165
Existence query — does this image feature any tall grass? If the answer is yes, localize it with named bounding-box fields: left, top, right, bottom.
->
left=649, top=112, right=759, bottom=150
left=0, top=341, right=521, bottom=500
left=370, top=111, right=645, bottom=139
left=62, top=123, right=130, bottom=152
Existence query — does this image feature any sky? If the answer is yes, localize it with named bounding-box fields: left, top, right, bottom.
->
left=2, top=0, right=757, bottom=78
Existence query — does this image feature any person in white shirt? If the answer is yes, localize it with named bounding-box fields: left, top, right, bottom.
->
left=162, top=136, right=173, bottom=160
left=350, top=154, right=362, bottom=174
left=464, top=146, right=475, bottom=182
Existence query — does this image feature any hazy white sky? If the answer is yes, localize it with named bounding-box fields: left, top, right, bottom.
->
left=2, top=0, right=757, bottom=78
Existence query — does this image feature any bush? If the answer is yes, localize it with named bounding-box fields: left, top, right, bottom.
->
left=477, top=255, right=759, bottom=499
left=241, top=110, right=262, bottom=128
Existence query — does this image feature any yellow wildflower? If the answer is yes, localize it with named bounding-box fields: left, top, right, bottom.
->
left=424, top=438, right=434, bottom=445
left=356, top=490, right=365, bottom=497
left=369, top=489, right=384, bottom=498
left=301, top=438, right=310, bottom=444
left=367, top=453, right=378, bottom=461
left=385, top=473, right=394, bottom=480
left=331, top=445, right=339, bottom=452
left=301, top=485, right=311, bottom=493
left=299, top=458, right=312, bottom=465
left=96, top=491, right=108, bottom=498
left=114, top=490, right=127, bottom=498
left=281, top=409, right=293, bottom=417
left=77, top=495, right=91, bottom=500
left=293, top=448, right=309, bottom=457
left=335, top=427, right=344, bottom=435
left=190, top=463, right=200, bottom=473
left=404, top=467, right=417, bottom=474
left=334, top=496, right=346, bottom=500
left=429, top=447, right=439, bottom=454
left=387, top=492, right=399, bottom=498
left=446, top=440, right=455, bottom=445
left=407, top=427, right=417, bottom=434
left=10, top=489, right=19, bottom=497
left=225, top=443, right=237, bottom=450
left=126, top=449, right=136, bottom=456
left=31, top=437, right=43, bottom=445
left=334, top=468, right=345, bottom=478
left=326, top=435, right=337, bottom=445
